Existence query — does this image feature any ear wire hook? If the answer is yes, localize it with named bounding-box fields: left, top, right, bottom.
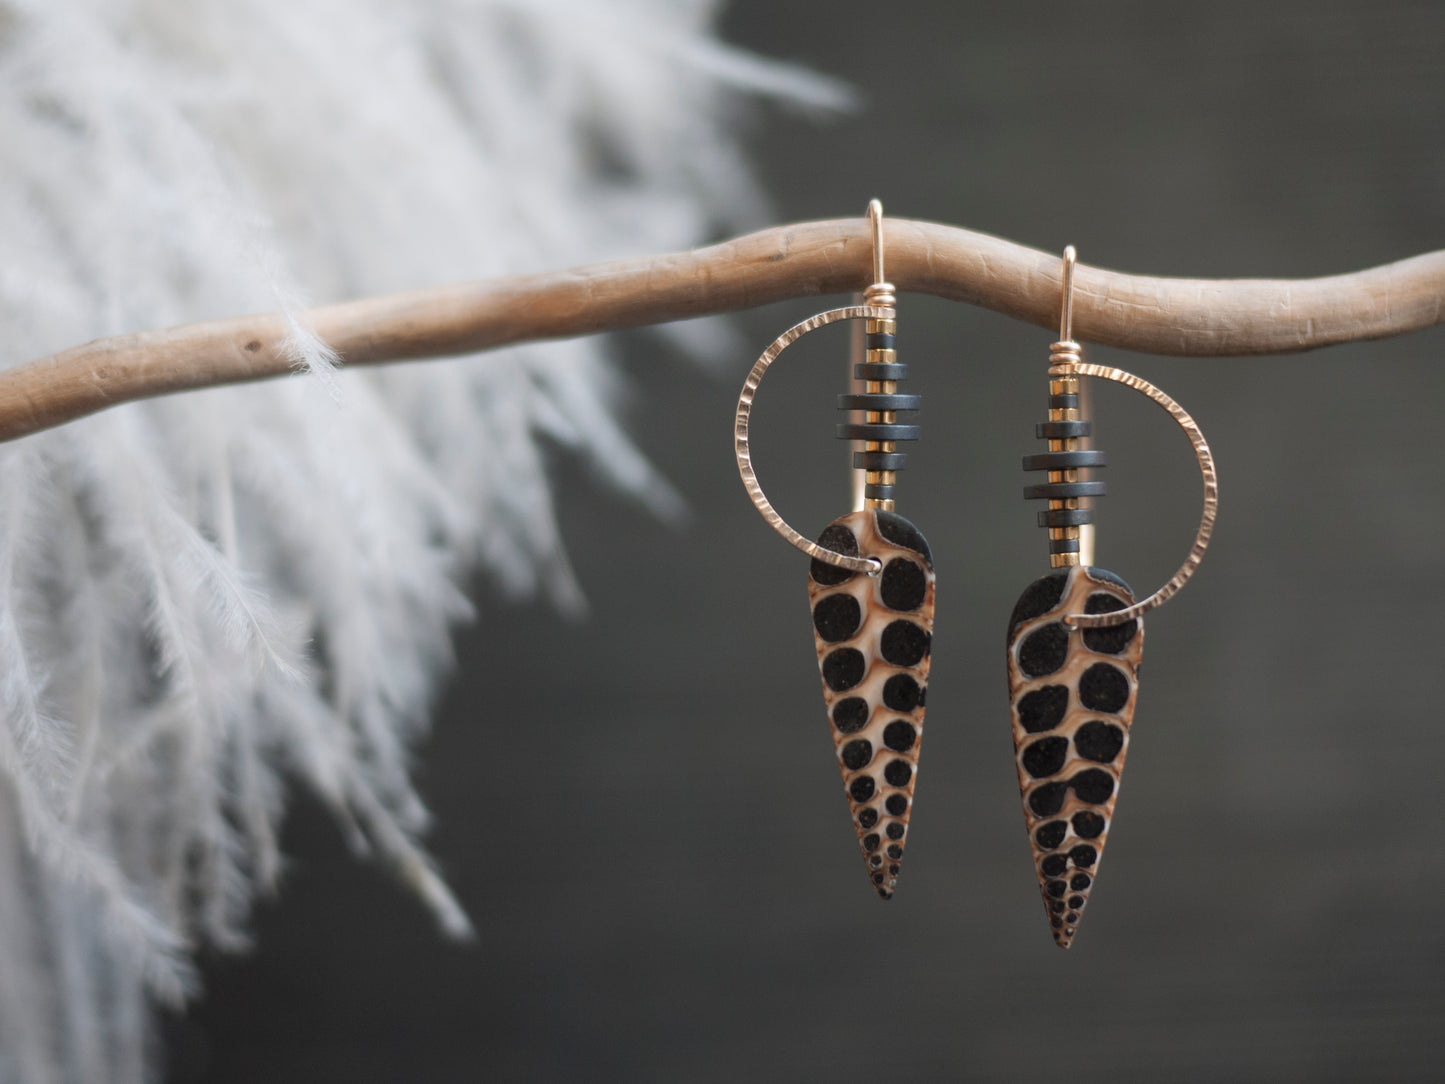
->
left=1059, top=244, right=1077, bottom=344
left=868, top=198, right=887, bottom=293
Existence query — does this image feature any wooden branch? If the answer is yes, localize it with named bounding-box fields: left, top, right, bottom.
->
left=4, top=217, right=1444, bottom=444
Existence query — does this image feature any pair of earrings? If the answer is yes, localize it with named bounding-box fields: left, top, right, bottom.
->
left=735, top=202, right=1218, bottom=946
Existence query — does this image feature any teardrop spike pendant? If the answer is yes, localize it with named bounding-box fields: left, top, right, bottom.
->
left=809, top=509, right=934, bottom=899
left=1007, top=248, right=1218, bottom=947
left=736, top=201, right=934, bottom=899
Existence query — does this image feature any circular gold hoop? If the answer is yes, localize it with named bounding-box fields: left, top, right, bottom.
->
left=1061, top=361, right=1219, bottom=627
left=736, top=304, right=894, bottom=573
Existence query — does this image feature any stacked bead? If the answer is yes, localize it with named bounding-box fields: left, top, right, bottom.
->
left=836, top=293, right=919, bottom=510
left=1023, top=342, right=1107, bottom=566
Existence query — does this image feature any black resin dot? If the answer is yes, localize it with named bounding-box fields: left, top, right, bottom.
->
left=880, top=620, right=930, bottom=666
left=1071, top=811, right=1106, bottom=839
left=882, top=674, right=921, bottom=711
left=810, top=524, right=859, bottom=586
left=878, top=889, right=892, bottom=900
left=870, top=855, right=883, bottom=868
left=1017, top=685, right=1069, bottom=733
left=1046, top=879, right=1067, bottom=898
left=1028, top=782, right=1067, bottom=817
left=1009, top=573, right=1067, bottom=636
left=883, top=760, right=913, bottom=787
left=1021, top=736, right=1069, bottom=779
left=1050, top=899, right=1066, bottom=914
left=840, top=739, right=874, bottom=771
left=1074, top=720, right=1125, bottom=764
left=832, top=697, right=869, bottom=735
left=886, top=822, right=905, bottom=841
left=1070, top=873, right=1092, bottom=890
left=1079, top=662, right=1130, bottom=713
left=849, top=776, right=876, bottom=802
left=886, top=844, right=903, bottom=860
left=1017, top=623, right=1069, bottom=677
left=882, top=720, right=916, bottom=752
left=1041, top=854, right=1068, bottom=877
left=875, top=512, right=932, bottom=560
left=822, top=648, right=866, bottom=692
left=1035, top=820, right=1068, bottom=850
left=1081, top=592, right=1138, bottom=655
left=857, top=807, right=879, bottom=830
left=885, top=794, right=908, bottom=816
left=863, top=833, right=880, bottom=852
left=888, top=863, right=900, bottom=875
left=1070, top=844, right=1097, bottom=867
left=1067, top=895, right=1084, bottom=910
left=1070, top=768, right=1115, bottom=804
left=1065, top=912, right=1078, bottom=923
left=872, top=872, right=885, bottom=884
left=1051, top=917, right=1063, bottom=929
left=812, top=593, right=862, bottom=643
left=880, top=558, right=928, bottom=612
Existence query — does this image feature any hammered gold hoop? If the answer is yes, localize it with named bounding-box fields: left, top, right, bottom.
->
left=1059, top=361, right=1219, bottom=627
left=735, top=305, right=893, bottom=573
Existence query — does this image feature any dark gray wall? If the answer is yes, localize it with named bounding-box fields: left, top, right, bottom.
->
left=172, top=3, right=1445, bottom=1080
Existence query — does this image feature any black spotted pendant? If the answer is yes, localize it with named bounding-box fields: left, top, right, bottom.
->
left=1007, top=566, right=1141, bottom=947
left=808, top=509, right=934, bottom=899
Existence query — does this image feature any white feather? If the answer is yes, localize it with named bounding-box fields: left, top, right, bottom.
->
left=0, top=0, right=845, bottom=1078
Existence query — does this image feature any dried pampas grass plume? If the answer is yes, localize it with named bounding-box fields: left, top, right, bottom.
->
left=0, top=1, right=850, bottom=1079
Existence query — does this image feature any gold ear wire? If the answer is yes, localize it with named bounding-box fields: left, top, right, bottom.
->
left=1059, top=244, right=1077, bottom=343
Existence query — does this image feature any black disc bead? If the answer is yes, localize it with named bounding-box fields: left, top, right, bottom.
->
left=853, top=451, right=909, bottom=471
left=1022, top=450, right=1108, bottom=471
left=837, top=393, right=921, bottom=412
left=1023, top=480, right=1109, bottom=501
left=855, top=362, right=907, bottom=381
left=836, top=422, right=921, bottom=442
left=1037, top=507, right=1094, bottom=528
left=1036, top=420, right=1092, bottom=439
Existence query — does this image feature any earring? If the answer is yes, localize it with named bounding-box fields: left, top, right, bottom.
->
left=736, top=201, right=934, bottom=900
left=1008, top=247, right=1219, bottom=947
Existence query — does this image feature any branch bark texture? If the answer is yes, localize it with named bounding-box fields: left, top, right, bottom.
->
left=4, top=217, right=1443, bottom=443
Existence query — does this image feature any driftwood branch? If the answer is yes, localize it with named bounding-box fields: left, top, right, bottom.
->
left=4, top=217, right=1444, bottom=444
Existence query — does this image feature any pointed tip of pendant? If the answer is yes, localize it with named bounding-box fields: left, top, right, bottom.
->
left=1049, top=908, right=1083, bottom=948
left=867, top=862, right=899, bottom=899
left=861, top=828, right=909, bottom=898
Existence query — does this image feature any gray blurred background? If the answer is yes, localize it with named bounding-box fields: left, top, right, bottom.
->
left=169, top=2, right=1445, bottom=1080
